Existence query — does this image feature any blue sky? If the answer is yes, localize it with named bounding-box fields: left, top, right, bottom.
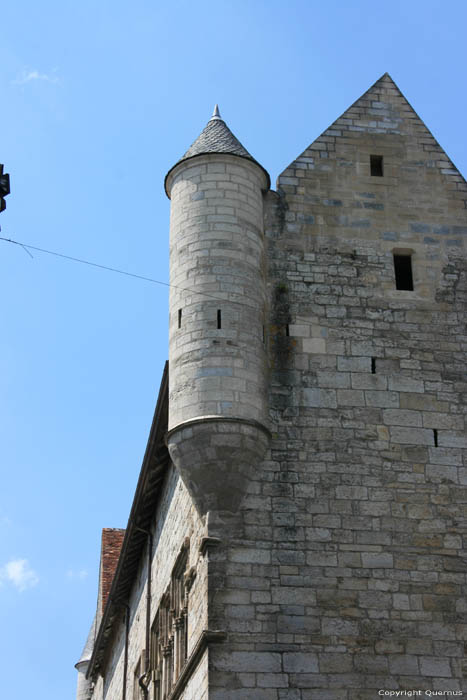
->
left=0, top=1, right=466, bottom=697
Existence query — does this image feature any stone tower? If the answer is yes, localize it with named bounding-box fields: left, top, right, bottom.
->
left=79, top=76, right=467, bottom=700
left=165, top=106, right=271, bottom=517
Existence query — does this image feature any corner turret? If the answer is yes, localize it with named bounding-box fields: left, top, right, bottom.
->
left=165, top=107, right=271, bottom=519
left=75, top=615, right=96, bottom=700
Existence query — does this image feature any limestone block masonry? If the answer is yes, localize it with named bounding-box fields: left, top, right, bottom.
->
left=92, top=469, right=208, bottom=700
left=166, top=152, right=271, bottom=516
left=78, top=75, right=467, bottom=700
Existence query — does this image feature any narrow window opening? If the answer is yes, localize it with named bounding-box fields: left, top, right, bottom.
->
left=285, top=324, right=290, bottom=337
left=393, top=254, right=414, bottom=291
left=370, top=155, right=384, bottom=177
left=217, top=309, right=222, bottom=329
left=433, top=429, right=438, bottom=447
left=151, top=543, right=189, bottom=699
left=262, top=325, right=265, bottom=344
left=178, top=309, right=182, bottom=329
left=371, top=357, right=376, bottom=374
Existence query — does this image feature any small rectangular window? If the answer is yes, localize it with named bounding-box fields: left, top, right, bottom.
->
left=178, top=309, right=182, bottom=329
left=394, top=254, right=414, bottom=291
left=370, top=155, right=384, bottom=177
left=217, top=309, right=222, bottom=329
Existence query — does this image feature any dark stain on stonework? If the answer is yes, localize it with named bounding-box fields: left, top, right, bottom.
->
left=275, top=188, right=289, bottom=236
left=269, top=283, right=296, bottom=386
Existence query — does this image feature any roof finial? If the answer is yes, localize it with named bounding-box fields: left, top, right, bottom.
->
left=210, top=104, right=222, bottom=121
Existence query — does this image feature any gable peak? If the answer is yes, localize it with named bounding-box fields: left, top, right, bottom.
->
left=369, top=71, right=400, bottom=92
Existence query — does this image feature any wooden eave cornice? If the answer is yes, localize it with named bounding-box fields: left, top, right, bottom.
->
left=87, top=362, right=170, bottom=679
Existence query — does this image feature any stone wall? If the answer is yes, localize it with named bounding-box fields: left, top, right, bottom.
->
left=93, top=466, right=208, bottom=700
left=206, top=74, right=467, bottom=698
left=86, top=74, right=466, bottom=700
left=166, top=151, right=271, bottom=520
left=167, top=153, right=269, bottom=430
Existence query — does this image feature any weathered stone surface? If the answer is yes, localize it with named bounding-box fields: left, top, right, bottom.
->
left=85, top=74, right=467, bottom=700
left=361, top=552, right=394, bottom=568
left=419, top=656, right=452, bottom=677
left=283, top=653, right=319, bottom=673
left=388, top=655, right=420, bottom=675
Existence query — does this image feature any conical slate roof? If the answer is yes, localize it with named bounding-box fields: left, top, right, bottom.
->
left=182, top=105, right=254, bottom=160
left=165, top=106, right=270, bottom=196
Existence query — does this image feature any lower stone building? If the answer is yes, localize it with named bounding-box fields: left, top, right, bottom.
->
left=76, top=74, right=467, bottom=700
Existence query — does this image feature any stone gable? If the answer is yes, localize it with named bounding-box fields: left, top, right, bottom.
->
left=78, top=77, right=467, bottom=700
